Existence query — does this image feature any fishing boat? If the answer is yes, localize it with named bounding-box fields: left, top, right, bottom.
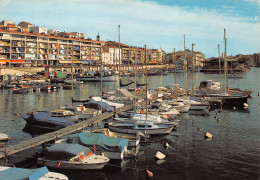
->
left=0, top=132, right=11, bottom=141
left=37, top=143, right=109, bottom=170
left=66, top=131, right=138, bottom=160
left=22, top=111, right=75, bottom=130
left=0, top=166, right=68, bottom=180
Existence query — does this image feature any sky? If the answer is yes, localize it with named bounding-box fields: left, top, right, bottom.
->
left=0, top=0, right=259, bottom=58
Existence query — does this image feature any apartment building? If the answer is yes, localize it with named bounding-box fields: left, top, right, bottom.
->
left=0, top=28, right=102, bottom=66
left=174, top=49, right=205, bottom=67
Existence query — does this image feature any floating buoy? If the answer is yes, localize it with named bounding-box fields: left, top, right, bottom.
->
left=197, top=128, right=202, bottom=131
left=155, top=151, right=166, bottom=160
left=11, top=118, right=14, bottom=121
left=217, top=118, right=221, bottom=122
left=163, top=142, right=170, bottom=149
left=243, top=103, right=248, bottom=107
left=146, top=169, right=153, bottom=178
left=258, top=93, right=260, bottom=96
left=233, top=107, right=236, bottom=110
left=205, top=132, right=213, bottom=139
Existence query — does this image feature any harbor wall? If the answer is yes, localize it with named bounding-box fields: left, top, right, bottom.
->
left=0, top=64, right=166, bottom=75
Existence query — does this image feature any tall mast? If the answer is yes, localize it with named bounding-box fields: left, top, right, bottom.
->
left=118, top=25, right=121, bottom=84
left=71, top=45, right=74, bottom=98
left=174, top=48, right=177, bottom=101
left=184, top=34, right=187, bottom=91
left=224, top=29, right=228, bottom=92
left=145, top=45, right=148, bottom=122
left=134, top=47, right=137, bottom=112
left=218, top=44, right=222, bottom=89
left=113, top=41, right=116, bottom=98
left=191, top=43, right=195, bottom=96
left=100, top=52, right=103, bottom=118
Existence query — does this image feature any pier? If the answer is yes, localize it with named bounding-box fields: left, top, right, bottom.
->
left=0, top=105, right=133, bottom=159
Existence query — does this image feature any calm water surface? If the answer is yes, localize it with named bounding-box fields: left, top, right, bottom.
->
left=0, top=68, right=259, bottom=180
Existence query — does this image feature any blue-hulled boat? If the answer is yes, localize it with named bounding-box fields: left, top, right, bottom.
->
left=0, top=166, right=68, bottom=180
left=22, top=111, right=75, bottom=130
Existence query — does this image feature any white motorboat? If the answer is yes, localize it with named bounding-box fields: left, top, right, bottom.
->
left=107, top=121, right=174, bottom=135
left=0, top=132, right=11, bottom=141
left=177, top=97, right=210, bottom=115
left=164, top=101, right=190, bottom=113
left=37, top=143, right=109, bottom=170
left=60, top=105, right=101, bottom=120
left=0, top=166, right=68, bottom=180
left=64, top=79, right=83, bottom=85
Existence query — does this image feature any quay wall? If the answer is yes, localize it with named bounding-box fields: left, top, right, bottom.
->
left=0, top=64, right=166, bottom=76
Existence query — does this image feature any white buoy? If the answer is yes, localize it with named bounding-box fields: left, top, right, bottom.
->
left=243, top=103, right=248, bottom=107
left=205, top=132, right=213, bottom=139
left=163, top=142, right=170, bottom=149
left=155, top=151, right=166, bottom=160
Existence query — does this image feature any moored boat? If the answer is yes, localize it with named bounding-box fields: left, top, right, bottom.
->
left=22, top=111, right=75, bottom=130
left=37, top=143, right=109, bottom=170
left=0, top=132, right=11, bottom=141
left=0, top=166, right=68, bottom=180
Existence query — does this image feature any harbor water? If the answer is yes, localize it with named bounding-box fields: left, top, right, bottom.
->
left=0, top=68, right=259, bottom=179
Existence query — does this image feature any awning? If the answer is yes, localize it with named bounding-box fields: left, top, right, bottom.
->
left=11, top=60, right=25, bottom=63
left=0, top=60, right=11, bottom=64
left=59, top=60, right=72, bottom=64
left=151, top=61, right=158, bottom=64
left=73, top=61, right=81, bottom=64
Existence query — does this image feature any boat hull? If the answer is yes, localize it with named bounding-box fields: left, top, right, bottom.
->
left=108, top=124, right=174, bottom=135
left=37, top=159, right=107, bottom=170
left=77, top=75, right=115, bottom=82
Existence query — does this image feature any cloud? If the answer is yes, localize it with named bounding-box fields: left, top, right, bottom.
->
left=0, top=0, right=259, bottom=57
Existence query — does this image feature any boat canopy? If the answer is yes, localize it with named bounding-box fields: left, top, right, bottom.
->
left=84, top=101, right=115, bottom=112
left=78, top=132, right=128, bottom=152
left=91, top=97, right=124, bottom=108
left=27, top=112, right=75, bottom=127
left=0, top=166, right=49, bottom=180
left=46, top=143, right=91, bottom=160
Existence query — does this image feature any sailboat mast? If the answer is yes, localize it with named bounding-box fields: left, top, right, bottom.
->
left=191, top=43, right=195, bottom=95
left=184, top=34, right=187, bottom=91
left=134, top=47, right=137, bottom=112
left=224, top=29, right=227, bottom=92
left=114, top=41, right=116, bottom=98
left=224, top=29, right=228, bottom=91
left=118, top=25, right=121, bottom=84
left=218, top=44, right=222, bottom=89
left=71, top=56, right=74, bottom=97
left=145, top=45, right=148, bottom=122
left=174, top=48, right=177, bottom=101
left=100, top=53, right=103, bottom=118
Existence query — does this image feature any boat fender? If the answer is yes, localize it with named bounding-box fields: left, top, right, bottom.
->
left=146, top=169, right=153, bottom=178
left=58, top=161, right=62, bottom=168
left=80, top=105, right=84, bottom=111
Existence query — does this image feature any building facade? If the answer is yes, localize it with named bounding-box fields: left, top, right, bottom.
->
left=0, top=29, right=102, bottom=66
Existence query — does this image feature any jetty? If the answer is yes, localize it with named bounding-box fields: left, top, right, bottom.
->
left=0, top=105, right=133, bottom=159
